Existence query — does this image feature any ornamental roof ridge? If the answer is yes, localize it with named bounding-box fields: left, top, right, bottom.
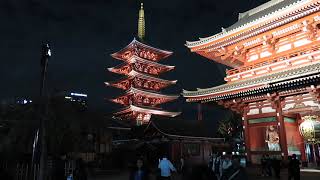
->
left=182, top=61, right=320, bottom=97
left=130, top=104, right=163, bottom=110
left=185, top=0, right=306, bottom=48
left=133, top=39, right=173, bottom=54
left=111, top=38, right=173, bottom=59
left=107, top=62, right=130, bottom=72
left=115, top=104, right=181, bottom=117
left=128, top=70, right=178, bottom=84
left=126, top=87, right=180, bottom=99
left=114, top=105, right=162, bottom=114
left=107, top=57, right=175, bottom=72
left=104, top=75, right=133, bottom=86
left=105, top=70, right=177, bottom=86
left=239, top=0, right=285, bottom=20
left=131, top=104, right=181, bottom=117
left=133, top=55, right=175, bottom=68
left=149, top=120, right=225, bottom=141
left=198, top=73, right=320, bottom=102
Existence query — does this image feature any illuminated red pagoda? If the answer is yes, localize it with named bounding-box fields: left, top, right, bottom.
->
left=106, top=3, right=180, bottom=126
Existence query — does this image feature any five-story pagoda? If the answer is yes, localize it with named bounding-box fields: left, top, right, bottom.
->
left=106, top=3, right=180, bottom=126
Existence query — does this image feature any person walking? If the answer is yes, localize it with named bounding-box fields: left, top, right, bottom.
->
left=129, top=159, right=149, bottom=180
left=288, top=154, right=300, bottom=180
left=74, top=158, right=87, bottom=180
left=227, top=157, right=248, bottom=180
left=271, top=157, right=281, bottom=179
left=158, top=155, right=176, bottom=180
left=208, top=153, right=217, bottom=180
left=220, top=154, right=233, bottom=180
left=179, top=156, right=185, bottom=175
left=208, top=153, right=214, bottom=170
left=212, top=153, right=222, bottom=180
left=265, top=154, right=272, bottom=176
left=261, top=154, right=268, bottom=176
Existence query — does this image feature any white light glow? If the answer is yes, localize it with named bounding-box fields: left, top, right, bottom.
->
left=301, top=169, right=320, bottom=173
left=70, top=93, right=87, bottom=97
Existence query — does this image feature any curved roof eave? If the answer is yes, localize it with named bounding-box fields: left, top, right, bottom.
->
left=185, top=0, right=307, bottom=49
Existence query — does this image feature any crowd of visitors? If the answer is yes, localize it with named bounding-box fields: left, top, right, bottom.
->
left=129, top=154, right=177, bottom=180
left=260, top=154, right=281, bottom=178
left=208, top=152, right=247, bottom=180
left=288, top=154, right=301, bottom=180
left=260, top=153, right=301, bottom=179
left=129, top=152, right=249, bottom=180
left=127, top=152, right=305, bottom=180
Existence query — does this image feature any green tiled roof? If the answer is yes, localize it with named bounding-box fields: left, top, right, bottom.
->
left=226, top=0, right=302, bottom=31
left=183, top=61, right=320, bottom=97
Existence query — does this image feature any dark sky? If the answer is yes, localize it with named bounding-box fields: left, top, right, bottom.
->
left=0, top=0, right=268, bottom=121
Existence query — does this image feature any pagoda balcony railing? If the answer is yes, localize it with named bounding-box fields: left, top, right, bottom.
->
left=226, top=44, right=320, bottom=76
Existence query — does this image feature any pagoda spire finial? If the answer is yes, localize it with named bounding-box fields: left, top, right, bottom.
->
left=138, top=2, right=145, bottom=41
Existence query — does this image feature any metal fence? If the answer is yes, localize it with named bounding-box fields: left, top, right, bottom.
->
left=1, top=161, right=74, bottom=180
left=16, top=163, right=39, bottom=180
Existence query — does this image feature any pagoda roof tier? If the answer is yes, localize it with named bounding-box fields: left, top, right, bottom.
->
left=107, top=55, right=175, bottom=76
left=111, top=38, right=173, bottom=62
left=110, top=87, right=179, bottom=106
left=114, top=104, right=181, bottom=118
left=105, top=70, right=177, bottom=91
left=182, top=60, right=320, bottom=102
left=185, top=0, right=315, bottom=50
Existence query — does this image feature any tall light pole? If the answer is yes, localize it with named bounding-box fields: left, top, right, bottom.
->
left=40, top=44, right=51, bottom=96
left=38, top=43, right=51, bottom=180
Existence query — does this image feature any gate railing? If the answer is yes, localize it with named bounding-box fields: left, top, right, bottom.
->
left=1, top=160, right=74, bottom=180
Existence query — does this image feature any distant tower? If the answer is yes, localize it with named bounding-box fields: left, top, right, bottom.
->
left=138, top=3, right=145, bottom=41
left=106, top=3, right=180, bottom=126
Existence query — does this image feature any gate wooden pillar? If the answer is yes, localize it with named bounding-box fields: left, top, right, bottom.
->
left=242, top=109, right=251, bottom=162
left=274, top=95, right=288, bottom=160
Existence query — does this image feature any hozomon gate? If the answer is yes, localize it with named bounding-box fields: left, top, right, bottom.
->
left=182, top=0, right=320, bottom=164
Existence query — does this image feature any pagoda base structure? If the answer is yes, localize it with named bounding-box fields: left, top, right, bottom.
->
left=113, top=104, right=181, bottom=126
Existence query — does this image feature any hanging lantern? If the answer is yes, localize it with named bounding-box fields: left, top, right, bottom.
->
left=299, top=116, right=320, bottom=143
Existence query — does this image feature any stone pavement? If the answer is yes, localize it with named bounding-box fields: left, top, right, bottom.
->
left=247, top=168, right=320, bottom=180
left=88, top=168, right=320, bottom=180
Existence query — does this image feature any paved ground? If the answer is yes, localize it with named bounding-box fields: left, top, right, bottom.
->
left=89, top=167, right=320, bottom=180
left=247, top=168, right=320, bottom=180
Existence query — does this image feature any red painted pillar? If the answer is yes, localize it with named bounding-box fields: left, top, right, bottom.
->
left=276, top=98, right=288, bottom=160
left=296, top=114, right=306, bottom=162
left=243, top=112, right=251, bottom=162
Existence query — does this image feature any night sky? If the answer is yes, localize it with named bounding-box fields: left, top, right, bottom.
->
left=0, top=0, right=269, bottom=121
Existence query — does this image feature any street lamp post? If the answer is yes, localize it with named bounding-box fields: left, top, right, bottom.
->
left=38, top=43, right=51, bottom=180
